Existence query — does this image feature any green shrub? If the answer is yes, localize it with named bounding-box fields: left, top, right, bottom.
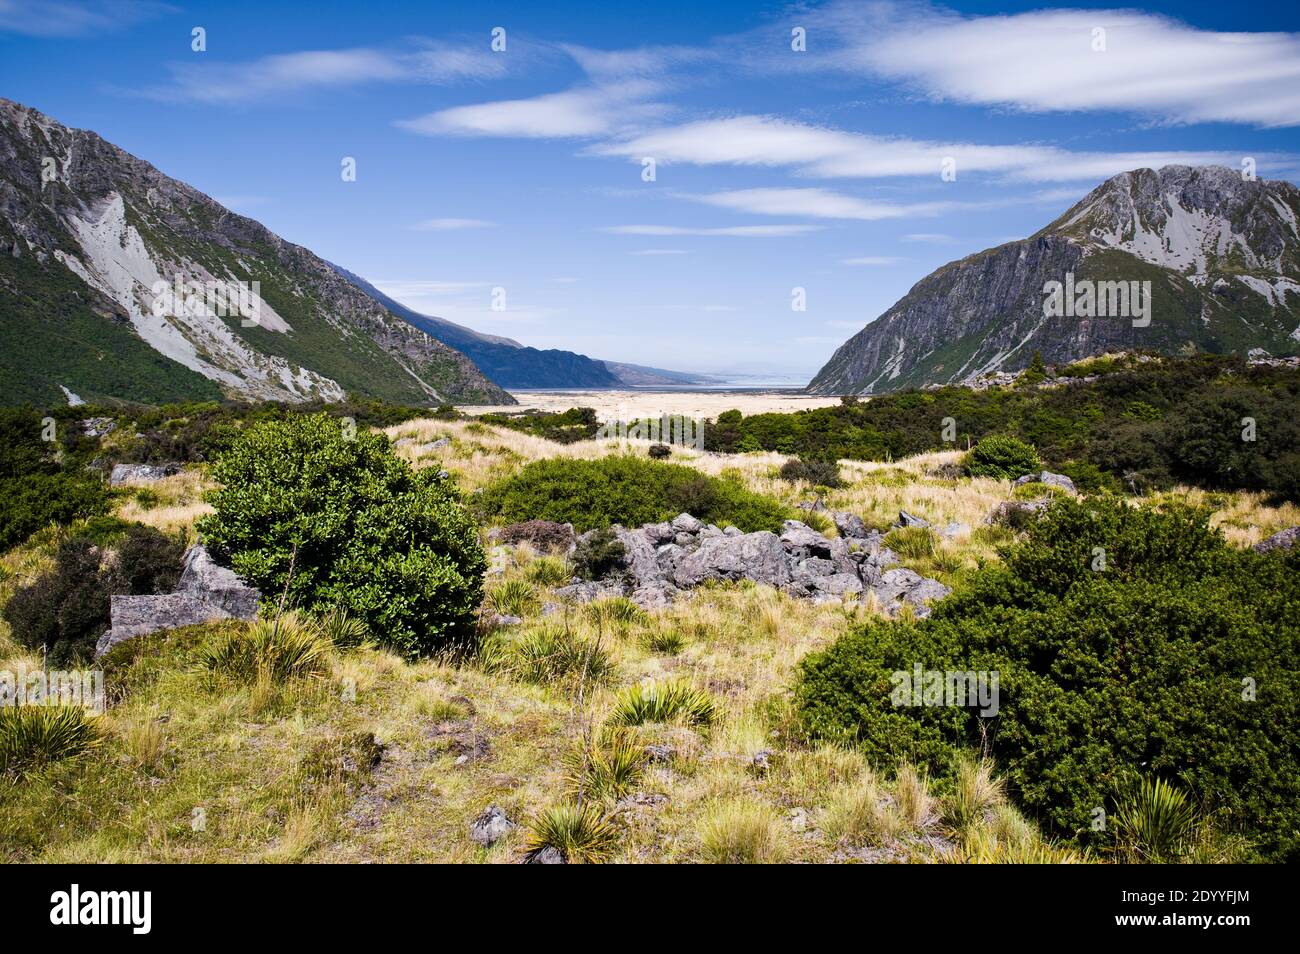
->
left=3, top=524, right=184, bottom=666
left=0, top=706, right=102, bottom=782
left=475, top=455, right=789, bottom=532
left=0, top=473, right=110, bottom=554
left=779, top=457, right=842, bottom=488
left=571, top=528, right=626, bottom=581
left=197, top=414, right=486, bottom=657
left=794, top=497, right=1300, bottom=861
left=608, top=680, right=716, bottom=727
left=963, top=435, right=1041, bottom=480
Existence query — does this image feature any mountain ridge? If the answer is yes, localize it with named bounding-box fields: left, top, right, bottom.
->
left=0, top=97, right=514, bottom=407
left=808, top=165, right=1300, bottom=395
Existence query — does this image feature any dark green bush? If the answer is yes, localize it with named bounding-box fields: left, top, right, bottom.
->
left=794, top=497, right=1300, bottom=861
left=779, top=457, right=842, bottom=488
left=2, top=524, right=184, bottom=666
left=475, top=455, right=789, bottom=532
left=963, top=435, right=1041, bottom=480
left=648, top=443, right=672, bottom=459
left=196, top=414, right=485, bottom=657
left=0, top=473, right=110, bottom=553
left=572, top=528, right=626, bottom=581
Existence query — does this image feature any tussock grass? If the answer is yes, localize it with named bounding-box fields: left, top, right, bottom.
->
left=196, top=613, right=332, bottom=683
left=1, top=706, right=102, bottom=781
left=608, top=680, right=716, bottom=728
left=525, top=802, right=619, bottom=863
left=699, top=799, right=789, bottom=864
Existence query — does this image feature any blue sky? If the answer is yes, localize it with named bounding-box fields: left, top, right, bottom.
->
left=3, top=0, right=1299, bottom=378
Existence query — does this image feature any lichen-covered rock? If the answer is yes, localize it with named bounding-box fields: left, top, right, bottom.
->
left=109, top=462, right=180, bottom=486
left=469, top=805, right=516, bottom=847
left=177, top=544, right=261, bottom=619
left=673, top=531, right=791, bottom=589
left=671, top=513, right=703, bottom=534
left=896, top=510, right=929, bottom=529
left=1254, top=527, right=1299, bottom=554
left=98, top=593, right=236, bottom=657
left=1013, top=471, right=1078, bottom=494
left=831, top=511, right=869, bottom=539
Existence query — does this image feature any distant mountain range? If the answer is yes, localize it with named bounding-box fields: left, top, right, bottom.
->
left=809, top=165, right=1300, bottom=394
left=0, top=98, right=711, bottom=408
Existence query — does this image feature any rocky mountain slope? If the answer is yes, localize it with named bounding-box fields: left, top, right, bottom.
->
left=0, top=97, right=513, bottom=407
left=337, top=267, right=720, bottom=389
left=809, top=166, right=1300, bottom=395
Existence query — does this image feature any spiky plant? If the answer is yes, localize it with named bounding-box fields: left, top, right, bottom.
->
left=1112, top=776, right=1199, bottom=863
left=485, top=579, right=539, bottom=618
left=525, top=802, right=619, bottom=863
left=564, top=728, right=645, bottom=802
left=607, top=680, right=716, bottom=728
left=317, top=608, right=370, bottom=648
left=643, top=627, right=686, bottom=655
left=0, top=706, right=102, bottom=781
left=584, top=596, right=648, bottom=631
left=524, top=555, right=571, bottom=587
left=197, top=612, right=331, bottom=683
left=506, top=626, right=614, bottom=690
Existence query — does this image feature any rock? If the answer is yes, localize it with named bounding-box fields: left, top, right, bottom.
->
left=492, top=614, right=523, bottom=628
left=699, top=525, right=724, bottom=539
left=430, top=437, right=451, bottom=449
left=655, top=543, right=686, bottom=573
left=671, top=513, right=703, bottom=534
left=986, top=499, right=1048, bottom=527
left=393, top=437, right=415, bottom=447
left=81, top=417, right=116, bottom=438
left=554, top=580, right=624, bottom=604
left=795, top=497, right=828, bottom=513
left=938, top=521, right=970, bottom=539
left=789, top=807, right=809, bottom=832
left=813, top=573, right=864, bottom=596
left=673, top=532, right=696, bottom=547
left=869, top=569, right=951, bottom=618
left=792, top=557, right=836, bottom=580
left=435, top=470, right=450, bottom=480
left=673, top=531, right=791, bottom=589
left=109, top=462, right=180, bottom=486
left=644, top=743, right=675, bottom=764
left=469, top=805, right=516, bottom=846
left=780, top=519, right=834, bottom=557
left=631, top=582, right=678, bottom=610
left=723, top=525, right=743, bottom=537
left=1254, top=527, right=1299, bottom=554
left=831, top=511, right=869, bottom=539
left=540, top=601, right=561, bottom=617
left=1013, top=471, right=1077, bottom=494
left=643, top=522, right=676, bottom=545
left=177, top=545, right=261, bottom=619
left=613, top=526, right=665, bottom=587
left=99, top=593, right=237, bottom=658
left=526, top=846, right=566, bottom=864
left=896, top=510, right=929, bottom=529
left=751, top=750, right=774, bottom=773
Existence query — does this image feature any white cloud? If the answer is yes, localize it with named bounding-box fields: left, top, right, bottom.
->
left=841, top=256, right=906, bottom=266
left=398, top=81, right=664, bottom=139
left=139, top=43, right=506, bottom=104
left=602, top=224, right=824, bottom=237
left=594, top=114, right=1276, bottom=183
left=0, top=0, right=172, bottom=37
left=832, top=6, right=1300, bottom=128
left=411, top=217, right=495, bottom=231
left=685, top=187, right=953, bottom=220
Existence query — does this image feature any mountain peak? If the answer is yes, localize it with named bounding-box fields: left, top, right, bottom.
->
left=809, top=165, right=1300, bottom=396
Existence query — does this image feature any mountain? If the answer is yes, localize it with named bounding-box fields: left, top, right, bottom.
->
left=809, top=165, right=1300, bottom=395
left=0, top=98, right=513, bottom=407
left=331, top=267, right=619, bottom=389
left=336, top=267, right=720, bottom=389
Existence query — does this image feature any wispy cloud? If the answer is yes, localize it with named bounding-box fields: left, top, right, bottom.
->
left=0, top=0, right=173, bottom=37
left=684, top=187, right=954, bottom=220
left=799, top=3, right=1300, bottom=128
left=411, top=217, right=495, bottom=231
left=136, top=42, right=507, bottom=104
left=594, top=114, right=1279, bottom=183
left=397, top=81, right=665, bottom=139
left=602, top=224, right=823, bottom=237
left=840, top=256, right=907, bottom=266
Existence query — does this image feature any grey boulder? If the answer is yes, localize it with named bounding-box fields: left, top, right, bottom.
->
left=1013, top=471, right=1077, bottom=494
left=1254, top=527, right=1299, bottom=554
left=674, top=531, right=791, bottom=589
left=469, top=805, right=516, bottom=846
left=109, top=462, right=180, bottom=486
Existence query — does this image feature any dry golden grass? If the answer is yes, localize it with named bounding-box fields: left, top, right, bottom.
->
left=114, top=469, right=213, bottom=533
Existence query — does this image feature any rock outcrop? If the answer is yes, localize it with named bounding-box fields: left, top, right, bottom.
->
left=95, top=544, right=261, bottom=657
left=1253, top=527, right=1299, bottom=554
left=109, top=463, right=181, bottom=486
left=559, top=513, right=950, bottom=618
